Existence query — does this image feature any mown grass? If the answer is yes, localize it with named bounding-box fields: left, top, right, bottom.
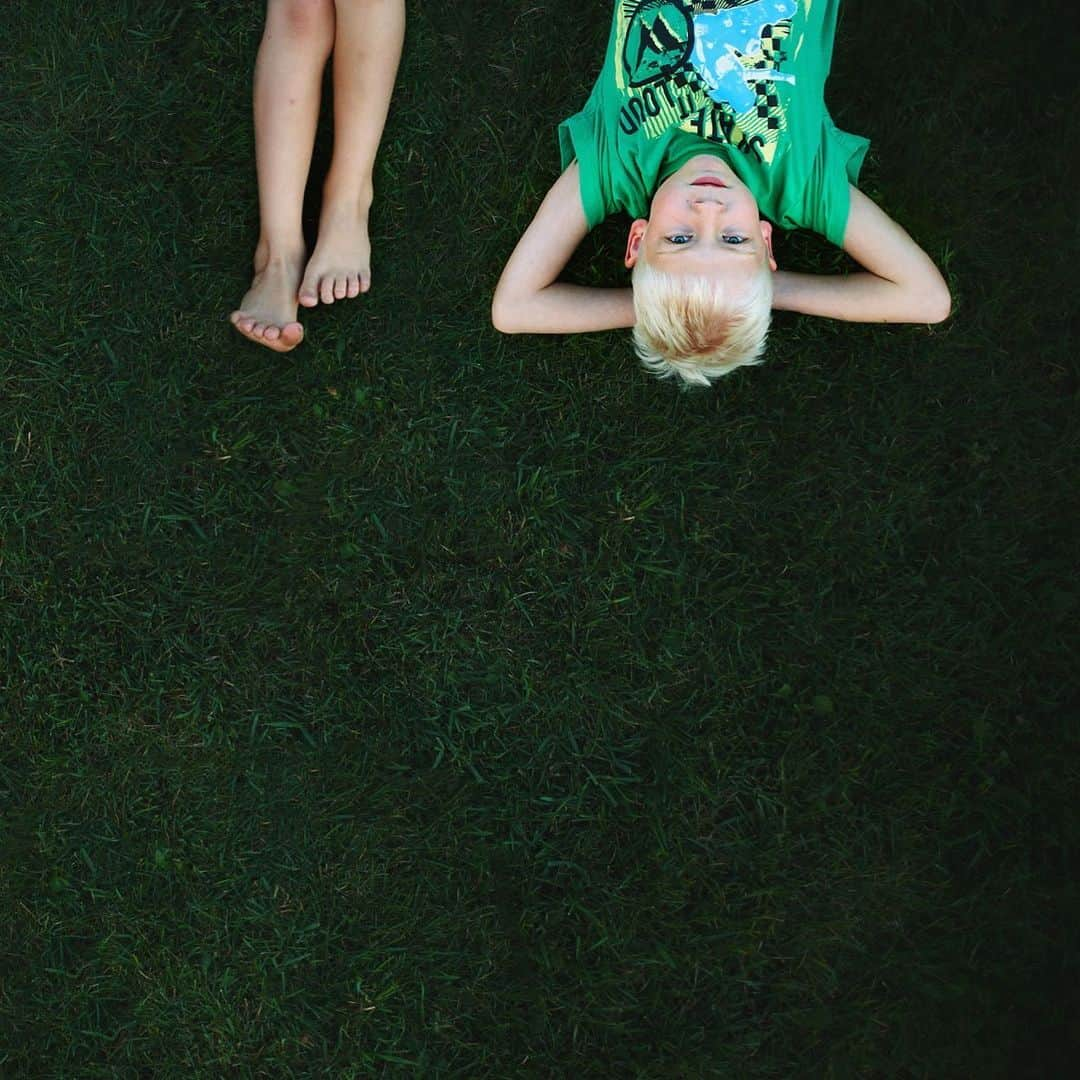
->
left=1, top=0, right=1077, bottom=1075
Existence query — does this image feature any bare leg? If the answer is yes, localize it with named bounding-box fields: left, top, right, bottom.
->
left=230, top=0, right=335, bottom=351
left=298, top=0, right=405, bottom=307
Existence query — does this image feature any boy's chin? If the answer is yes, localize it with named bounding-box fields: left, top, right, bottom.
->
left=675, top=151, right=735, bottom=173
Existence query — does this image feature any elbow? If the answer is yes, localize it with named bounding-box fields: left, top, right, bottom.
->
left=924, top=285, right=952, bottom=324
left=491, top=293, right=521, bottom=334
left=490, top=300, right=511, bottom=334
left=921, top=274, right=952, bottom=324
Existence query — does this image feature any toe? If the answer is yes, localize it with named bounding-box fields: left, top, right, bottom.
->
left=280, top=322, right=304, bottom=349
left=359, top=271, right=371, bottom=294
left=320, top=276, right=336, bottom=305
left=298, top=273, right=319, bottom=307
left=264, top=324, right=282, bottom=342
left=346, top=276, right=361, bottom=299
left=333, top=277, right=347, bottom=300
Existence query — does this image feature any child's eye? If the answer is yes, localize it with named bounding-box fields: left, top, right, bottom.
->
left=667, top=234, right=693, bottom=245
left=723, top=235, right=747, bottom=245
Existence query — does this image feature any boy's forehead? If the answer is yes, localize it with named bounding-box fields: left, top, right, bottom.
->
left=654, top=254, right=763, bottom=276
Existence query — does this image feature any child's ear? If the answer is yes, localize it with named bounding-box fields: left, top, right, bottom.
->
left=760, top=221, right=778, bottom=272
left=624, top=219, right=648, bottom=268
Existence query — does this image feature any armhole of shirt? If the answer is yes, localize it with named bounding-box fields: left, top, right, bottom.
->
left=820, top=119, right=870, bottom=246
left=558, top=110, right=606, bottom=231
left=803, top=116, right=868, bottom=247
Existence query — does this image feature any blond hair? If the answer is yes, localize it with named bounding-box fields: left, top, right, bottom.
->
left=630, top=259, right=773, bottom=387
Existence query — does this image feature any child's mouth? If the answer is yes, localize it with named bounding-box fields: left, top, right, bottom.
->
left=691, top=177, right=728, bottom=188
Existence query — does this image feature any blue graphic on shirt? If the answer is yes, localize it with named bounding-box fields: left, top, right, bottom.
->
left=691, top=0, right=796, bottom=112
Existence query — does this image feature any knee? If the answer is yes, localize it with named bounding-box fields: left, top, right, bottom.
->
left=277, top=0, right=335, bottom=38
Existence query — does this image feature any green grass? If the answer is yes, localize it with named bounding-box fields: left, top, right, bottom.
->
left=2, top=0, right=1077, bottom=1075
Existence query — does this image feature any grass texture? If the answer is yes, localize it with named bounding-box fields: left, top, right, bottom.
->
left=1, top=0, right=1077, bottom=1075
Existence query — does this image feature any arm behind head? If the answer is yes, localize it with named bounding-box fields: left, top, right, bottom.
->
left=492, top=162, right=636, bottom=335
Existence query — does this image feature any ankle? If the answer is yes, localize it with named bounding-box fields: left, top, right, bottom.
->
left=321, top=178, right=374, bottom=215
left=254, top=241, right=306, bottom=271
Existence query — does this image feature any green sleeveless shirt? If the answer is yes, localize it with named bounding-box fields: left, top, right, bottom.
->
left=558, top=0, right=869, bottom=246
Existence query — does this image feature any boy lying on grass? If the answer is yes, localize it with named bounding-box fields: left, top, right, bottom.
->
left=230, top=0, right=404, bottom=352
left=492, top=0, right=951, bottom=386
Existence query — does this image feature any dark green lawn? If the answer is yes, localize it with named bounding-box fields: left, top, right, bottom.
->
left=2, top=0, right=1077, bottom=1075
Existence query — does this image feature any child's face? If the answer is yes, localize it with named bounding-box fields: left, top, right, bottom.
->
left=625, top=154, right=777, bottom=276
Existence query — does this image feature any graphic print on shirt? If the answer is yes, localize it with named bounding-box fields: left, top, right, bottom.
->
left=616, top=0, right=799, bottom=164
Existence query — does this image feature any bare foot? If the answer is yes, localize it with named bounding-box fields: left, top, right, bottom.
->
left=298, top=202, right=371, bottom=307
left=230, top=250, right=306, bottom=352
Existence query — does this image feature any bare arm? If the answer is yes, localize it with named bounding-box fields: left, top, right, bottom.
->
left=771, top=186, right=951, bottom=323
left=491, top=162, right=636, bottom=334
